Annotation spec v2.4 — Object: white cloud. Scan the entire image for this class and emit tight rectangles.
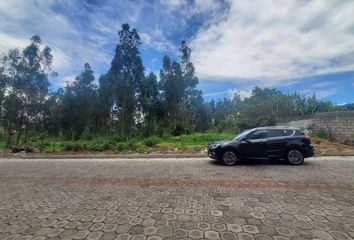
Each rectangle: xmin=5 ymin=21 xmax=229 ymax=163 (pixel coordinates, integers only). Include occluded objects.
xmin=58 ymin=75 xmax=76 ymax=87
xmin=300 ymin=88 xmax=338 ymax=99
xmin=140 ymin=30 xmax=177 ymax=53
xmin=190 ymin=0 xmax=354 ymax=86
xmin=0 ymin=33 xmax=28 ymax=52
xmin=312 ymin=81 xmax=335 ymax=88
xmin=203 ymin=91 xmax=228 ymax=97
xmin=228 ymin=89 xmax=252 ymax=100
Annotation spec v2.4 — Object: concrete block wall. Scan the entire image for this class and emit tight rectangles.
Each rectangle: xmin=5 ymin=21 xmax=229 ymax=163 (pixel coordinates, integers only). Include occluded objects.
xmin=279 ymin=111 xmax=354 ymax=145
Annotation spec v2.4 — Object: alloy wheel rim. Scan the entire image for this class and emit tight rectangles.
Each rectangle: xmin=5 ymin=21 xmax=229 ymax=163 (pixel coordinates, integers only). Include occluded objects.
xmin=288 ymin=150 xmax=303 ymax=164
xmin=223 ymin=151 xmax=237 ymax=165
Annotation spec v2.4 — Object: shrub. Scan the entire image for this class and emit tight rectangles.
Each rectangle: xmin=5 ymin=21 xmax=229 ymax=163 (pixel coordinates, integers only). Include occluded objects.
xmin=63 ymin=142 xmax=82 ymax=151
xmin=37 ymin=141 xmax=51 ymax=152
xmin=136 ymin=146 xmax=151 ymax=154
xmin=116 ymin=142 xmax=128 ymax=152
xmin=127 ymin=140 xmax=139 ymax=150
xmin=144 ymin=136 xmax=161 ymax=147
xmin=172 ymin=123 xmax=191 ymax=136
xmin=309 ymin=130 xmax=328 ymax=140
xmin=88 ymin=142 xmax=112 ymax=151
xmin=81 ymin=131 xmax=93 ymax=141
xmin=110 ymin=135 xmax=125 ymax=143
xmin=0 ymin=132 xmax=4 ymax=141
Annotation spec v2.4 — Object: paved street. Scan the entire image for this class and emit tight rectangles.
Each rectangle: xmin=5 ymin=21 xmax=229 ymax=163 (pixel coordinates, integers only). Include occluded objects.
xmin=0 ymin=156 xmax=354 ymax=240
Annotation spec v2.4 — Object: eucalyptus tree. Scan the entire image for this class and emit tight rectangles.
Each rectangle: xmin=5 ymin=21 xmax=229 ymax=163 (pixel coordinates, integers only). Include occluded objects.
xmin=1 ymin=35 xmax=54 ymax=146
xmin=139 ymin=72 xmax=159 ymax=136
xmin=61 ymin=63 xmax=97 ymax=140
xmin=102 ymin=23 xmax=144 ymax=138
xmin=159 ymin=56 xmax=184 ymax=131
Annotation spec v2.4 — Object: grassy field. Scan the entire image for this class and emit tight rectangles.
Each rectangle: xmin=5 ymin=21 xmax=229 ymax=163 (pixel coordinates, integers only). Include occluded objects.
xmin=0 ymin=132 xmax=235 ymax=153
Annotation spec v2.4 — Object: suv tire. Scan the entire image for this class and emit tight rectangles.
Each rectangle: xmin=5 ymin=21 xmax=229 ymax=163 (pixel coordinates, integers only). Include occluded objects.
xmin=222 ymin=150 xmax=238 ymax=166
xmin=286 ymin=149 xmax=304 ymax=165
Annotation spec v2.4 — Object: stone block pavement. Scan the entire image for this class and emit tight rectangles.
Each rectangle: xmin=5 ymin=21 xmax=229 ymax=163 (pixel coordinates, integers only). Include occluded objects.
xmin=0 ymin=156 xmax=354 ymax=239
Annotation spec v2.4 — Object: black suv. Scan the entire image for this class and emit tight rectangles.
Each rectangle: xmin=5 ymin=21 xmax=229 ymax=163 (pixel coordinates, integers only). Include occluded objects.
xmin=207 ymin=127 xmax=314 ymax=165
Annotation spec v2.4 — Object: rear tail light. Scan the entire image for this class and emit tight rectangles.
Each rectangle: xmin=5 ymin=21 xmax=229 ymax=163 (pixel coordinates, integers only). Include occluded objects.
xmin=304 ymin=135 xmax=311 ymax=141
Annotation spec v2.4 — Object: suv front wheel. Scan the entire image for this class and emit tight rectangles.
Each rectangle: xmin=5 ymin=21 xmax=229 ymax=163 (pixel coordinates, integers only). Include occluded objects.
xmin=222 ymin=150 xmax=238 ymax=166
xmin=286 ymin=149 xmax=304 ymax=165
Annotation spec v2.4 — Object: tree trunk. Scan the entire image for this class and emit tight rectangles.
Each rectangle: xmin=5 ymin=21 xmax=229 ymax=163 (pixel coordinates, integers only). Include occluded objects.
xmin=15 ymin=112 xmax=25 ymax=145
xmin=5 ymin=122 xmax=13 ymax=148
xmin=24 ymin=114 xmax=29 ymax=144
xmin=16 ymin=125 xmax=22 ymax=145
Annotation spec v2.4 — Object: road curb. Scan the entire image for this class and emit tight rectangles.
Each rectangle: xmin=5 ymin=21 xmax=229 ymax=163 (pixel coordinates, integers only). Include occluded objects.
xmin=0 ymin=153 xmax=207 ymax=159
xmin=1 ymin=152 xmax=354 ymax=160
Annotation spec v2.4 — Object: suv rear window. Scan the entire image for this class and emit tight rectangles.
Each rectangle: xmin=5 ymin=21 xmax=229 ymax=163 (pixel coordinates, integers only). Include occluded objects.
xmin=294 ymin=130 xmax=305 ymax=136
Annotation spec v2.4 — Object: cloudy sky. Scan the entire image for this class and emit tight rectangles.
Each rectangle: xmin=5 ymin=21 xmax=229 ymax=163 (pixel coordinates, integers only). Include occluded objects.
xmin=1 ymin=0 xmax=354 ymax=103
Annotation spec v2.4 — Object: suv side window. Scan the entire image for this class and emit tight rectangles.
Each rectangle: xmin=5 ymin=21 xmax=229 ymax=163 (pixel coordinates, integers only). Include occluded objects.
xmin=269 ymin=129 xmax=295 ymax=138
xmin=268 ymin=129 xmax=284 ymax=138
xmin=283 ymin=129 xmax=295 ymax=136
xmin=246 ymin=130 xmax=268 ymax=140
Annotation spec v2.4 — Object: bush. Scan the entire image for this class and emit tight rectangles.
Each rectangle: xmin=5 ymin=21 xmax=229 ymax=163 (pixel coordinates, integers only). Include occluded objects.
xmin=0 ymin=132 xmax=5 ymax=141
xmin=62 ymin=142 xmax=82 ymax=151
xmin=110 ymin=135 xmax=125 ymax=143
xmin=172 ymin=123 xmax=191 ymax=136
xmin=115 ymin=142 xmax=127 ymax=152
xmin=127 ymin=140 xmax=139 ymax=150
xmin=81 ymin=131 xmax=93 ymax=141
xmin=309 ymin=130 xmax=328 ymax=140
xmin=115 ymin=140 xmax=140 ymax=152
xmin=87 ymin=142 xmax=112 ymax=151
xmin=136 ymin=146 xmax=151 ymax=154
xmin=144 ymin=136 xmax=161 ymax=147
xmin=37 ymin=141 xmax=51 ymax=152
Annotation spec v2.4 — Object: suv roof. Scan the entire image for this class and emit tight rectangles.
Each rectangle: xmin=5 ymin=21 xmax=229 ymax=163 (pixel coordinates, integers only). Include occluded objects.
xmin=251 ymin=126 xmax=300 ymax=131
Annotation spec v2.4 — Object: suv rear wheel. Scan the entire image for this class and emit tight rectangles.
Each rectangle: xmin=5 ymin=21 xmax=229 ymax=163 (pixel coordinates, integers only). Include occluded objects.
xmin=286 ymin=149 xmax=304 ymax=165
xmin=222 ymin=150 xmax=238 ymax=166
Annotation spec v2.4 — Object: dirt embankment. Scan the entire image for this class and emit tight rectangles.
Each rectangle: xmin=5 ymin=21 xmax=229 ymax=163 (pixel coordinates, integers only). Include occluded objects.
xmin=311 ymin=137 xmax=354 ymax=156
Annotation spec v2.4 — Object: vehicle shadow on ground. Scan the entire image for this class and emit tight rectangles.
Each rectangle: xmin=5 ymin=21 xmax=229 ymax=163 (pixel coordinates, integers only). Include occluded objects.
xmin=208 ymin=158 xmax=312 ymax=166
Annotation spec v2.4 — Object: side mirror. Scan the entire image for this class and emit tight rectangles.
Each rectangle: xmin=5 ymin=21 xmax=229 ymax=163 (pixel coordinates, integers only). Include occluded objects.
xmin=241 ymin=137 xmax=250 ymax=143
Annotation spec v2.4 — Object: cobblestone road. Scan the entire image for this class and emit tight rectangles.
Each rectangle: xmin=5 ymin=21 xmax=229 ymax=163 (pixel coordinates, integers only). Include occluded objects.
xmin=0 ymin=156 xmax=354 ymax=240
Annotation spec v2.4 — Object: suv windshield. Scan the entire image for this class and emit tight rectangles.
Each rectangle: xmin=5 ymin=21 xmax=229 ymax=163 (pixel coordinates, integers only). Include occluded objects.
xmin=233 ymin=129 xmax=253 ymax=141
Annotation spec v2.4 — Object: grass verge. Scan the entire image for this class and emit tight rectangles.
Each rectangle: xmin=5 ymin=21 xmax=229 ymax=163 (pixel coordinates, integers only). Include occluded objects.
xmin=1 ymin=132 xmax=235 ymax=153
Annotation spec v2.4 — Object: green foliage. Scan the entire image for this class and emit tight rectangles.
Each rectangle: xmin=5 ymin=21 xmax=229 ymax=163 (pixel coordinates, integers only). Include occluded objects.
xmin=144 ymin=136 xmax=161 ymax=147
xmin=1 ymin=35 xmax=54 ymax=147
xmin=115 ymin=140 xmax=140 ymax=152
xmin=0 ymin=141 xmax=5 ymax=150
xmin=101 ymin=23 xmax=144 ymax=138
xmin=62 ymin=142 xmax=82 ymax=152
xmin=160 ymin=132 xmax=234 ymax=147
xmin=216 ymin=116 xmax=239 ymax=133
xmin=115 ymin=142 xmax=127 ymax=152
xmin=136 ymin=146 xmax=151 ymax=154
xmin=309 ymin=130 xmax=328 ymax=140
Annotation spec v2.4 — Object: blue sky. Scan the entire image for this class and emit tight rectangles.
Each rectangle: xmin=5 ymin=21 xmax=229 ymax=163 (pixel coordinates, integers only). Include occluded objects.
xmin=1 ymin=0 xmax=354 ymax=104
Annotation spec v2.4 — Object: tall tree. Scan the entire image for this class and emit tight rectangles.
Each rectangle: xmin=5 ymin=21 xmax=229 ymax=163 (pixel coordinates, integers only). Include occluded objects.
xmin=159 ymin=56 xmax=184 ymax=132
xmin=103 ymin=23 xmax=144 ymax=138
xmin=1 ymin=35 xmax=54 ymax=147
xmin=61 ymin=63 xmax=97 ymax=140
xmin=179 ymin=41 xmax=201 ymax=133
xmin=180 ymin=41 xmax=198 ymax=90
xmin=139 ymin=72 xmax=159 ymax=136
